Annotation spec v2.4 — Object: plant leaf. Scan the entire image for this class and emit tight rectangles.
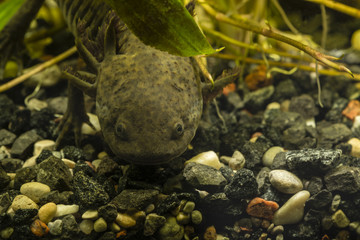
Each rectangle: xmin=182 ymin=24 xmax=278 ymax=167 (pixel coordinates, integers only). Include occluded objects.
xmin=0 ymin=0 xmax=25 ymax=31
xmin=104 ymin=0 xmax=217 ymax=57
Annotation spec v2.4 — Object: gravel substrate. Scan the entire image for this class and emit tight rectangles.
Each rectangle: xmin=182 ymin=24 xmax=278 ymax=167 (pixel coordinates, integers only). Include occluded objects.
xmin=1 ymin=52 xmax=360 ymax=240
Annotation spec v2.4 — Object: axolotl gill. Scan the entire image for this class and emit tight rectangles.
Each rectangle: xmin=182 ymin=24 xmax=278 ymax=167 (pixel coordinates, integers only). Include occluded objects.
xmin=1 ymin=0 xmax=231 ymax=165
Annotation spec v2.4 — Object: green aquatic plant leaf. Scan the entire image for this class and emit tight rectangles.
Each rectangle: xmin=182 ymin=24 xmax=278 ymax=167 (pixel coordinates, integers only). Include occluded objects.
xmin=104 ymin=0 xmax=217 ymax=57
xmin=0 ymin=0 xmax=25 ymax=31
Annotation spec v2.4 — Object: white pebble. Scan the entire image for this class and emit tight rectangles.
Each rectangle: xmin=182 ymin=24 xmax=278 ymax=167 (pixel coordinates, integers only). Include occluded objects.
xmin=27 ymin=98 xmax=48 ymax=111
xmin=22 ymin=156 xmax=37 ymax=168
xmin=38 ymin=202 xmax=57 ymax=223
xmin=230 ymin=151 xmax=245 ymax=170
xmin=82 ymin=113 xmax=101 ymax=135
xmin=80 ymin=220 xmax=94 ymax=234
xmin=273 ymin=190 xmax=310 ymax=225
xmin=33 ymin=139 xmax=56 ymax=156
xmin=269 ymin=170 xmax=303 ymax=194
xmin=11 ymin=195 xmax=39 ymax=211
xmin=262 ymin=147 xmax=284 ymax=167
xmin=266 ymin=102 xmax=281 ymax=110
xmin=62 ymin=158 xmax=76 ymax=169
xmin=348 ymin=138 xmax=360 ymax=158
xmin=55 ymin=204 xmax=79 ymax=217
xmin=185 ymin=151 xmax=222 ymax=170
xmin=305 ymin=118 xmax=316 ymax=128
xmin=82 ymin=209 xmax=99 ymax=220
xmin=20 ymin=182 xmax=51 ymax=203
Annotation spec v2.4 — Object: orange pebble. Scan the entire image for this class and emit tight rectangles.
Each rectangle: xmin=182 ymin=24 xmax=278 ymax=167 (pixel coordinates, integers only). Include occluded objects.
xmin=30 ymin=219 xmax=49 ymax=237
xmin=222 ymin=83 xmax=236 ymax=96
xmin=116 ymin=230 xmax=127 ymax=238
xmin=203 ymin=225 xmax=217 ymax=240
xmin=246 ymin=197 xmax=279 ymax=220
xmin=342 ymin=100 xmax=360 ymax=121
xmin=245 ymin=65 xmax=272 ymax=91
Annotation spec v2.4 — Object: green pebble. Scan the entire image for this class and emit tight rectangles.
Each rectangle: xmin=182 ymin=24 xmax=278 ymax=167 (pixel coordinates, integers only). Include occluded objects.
xmin=183 ymin=201 xmax=195 ymax=213
xmin=157 ymin=216 xmax=184 ymax=240
xmin=176 ymin=212 xmax=190 ymax=225
xmin=94 ymin=217 xmax=107 ymax=232
xmin=332 ymin=210 xmax=350 ymax=228
xmin=0 ymin=227 xmax=14 ymax=239
xmin=191 ymin=210 xmax=202 ymax=225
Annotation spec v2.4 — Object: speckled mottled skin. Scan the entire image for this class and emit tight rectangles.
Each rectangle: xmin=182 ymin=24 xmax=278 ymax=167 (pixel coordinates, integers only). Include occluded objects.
xmin=97 ymin=38 xmax=202 ymax=164
xmin=57 ymin=0 xmax=203 ymax=164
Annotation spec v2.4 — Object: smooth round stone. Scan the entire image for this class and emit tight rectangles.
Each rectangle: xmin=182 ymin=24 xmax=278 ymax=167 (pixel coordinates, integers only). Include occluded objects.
xmin=110 ymin=222 xmax=121 ymax=232
xmin=273 ymin=190 xmax=310 ymax=225
xmin=269 ymin=170 xmax=303 ymax=194
xmin=183 ymin=201 xmax=195 ymax=214
xmin=158 ymin=216 xmax=184 ymax=240
xmin=191 ymin=210 xmax=202 ymax=225
xmin=55 ymin=204 xmax=79 ymax=217
xmin=348 ymin=138 xmax=360 ymax=158
xmin=145 ymin=204 xmax=155 ymax=214
xmin=94 ymin=217 xmax=107 ymax=232
xmin=48 ymin=219 xmax=62 ymax=236
xmin=82 ymin=209 xmax=99 ymax=220
xmin=185 ymin=151 xmax=221 ymax=170
xmin=0 ymin=227 xmax=14 ymax=239
xmin=262 ymin=147 xmax=284 ymax=167
xmin=332 ymin=210 xmax=350 ymax=228
xmin=27 ymin=98 xmax=48 ymax=111
xmin=33 ymin=140 xmax=56 ymax=156
xmin=176 ymin=212 xmax=190 ymax=225
xmin=82 ymin=113 xmax=101 ymax=135
xmin=116 ymin=213 xmax=136 ymax=228
xmin=62 ymin=159 xmax=76 ymax=169
xmin=20 ymin=182 xmax=51 ymax=203
xmin=266 ymin=102 xmax=281 ymax=110
xmin=11 ymin=195 xmax=39 ymax=211
xmin=39 ymin=202 xmax=57 ymax=223
xmin=80 ymin=219 xmax=94 ymax=234
xmin=22 ymin=155 xmax=37 ymax=168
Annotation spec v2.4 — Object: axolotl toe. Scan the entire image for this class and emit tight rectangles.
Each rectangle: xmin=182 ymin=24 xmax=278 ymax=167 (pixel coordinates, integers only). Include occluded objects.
xmin=96 ymin=48 xmax=202 ymax=165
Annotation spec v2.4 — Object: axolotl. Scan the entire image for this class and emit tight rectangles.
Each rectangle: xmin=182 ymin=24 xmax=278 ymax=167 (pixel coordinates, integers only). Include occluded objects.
xmin=0 ymin=0 xmax=232 ymax=165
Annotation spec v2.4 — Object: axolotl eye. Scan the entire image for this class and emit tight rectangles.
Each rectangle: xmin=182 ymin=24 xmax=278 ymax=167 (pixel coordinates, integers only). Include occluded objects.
xmin=172 ymin=122 xmax=184 ymax=139
xmin=115 ymin=121 xmax=128 ymax=140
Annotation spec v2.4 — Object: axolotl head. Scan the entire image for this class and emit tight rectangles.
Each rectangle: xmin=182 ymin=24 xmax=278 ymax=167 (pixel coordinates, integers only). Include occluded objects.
xmin=96 ymin=51 xmax=203 ymax=165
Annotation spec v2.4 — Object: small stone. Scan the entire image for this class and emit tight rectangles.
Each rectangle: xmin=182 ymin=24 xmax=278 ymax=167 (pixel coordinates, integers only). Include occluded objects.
xmin=183 ymin=201 xmax=195 ymax=213
xmin=185 ymin=151 xmax=222 ymax=170
xmin=289 ymin=94 xmax=318 ymax=119
xmin=176 ymin=212 xmax=190 ymax=225
xmin=324 ymin=166 xmax=360 ymax=194
xmin=81 ymin=113 xmax=101 ymax=135
xmin=20 ymin=182 xmax=51 ymax=203
xmin=224 ymin=168 xmax=258 ymax=200
xmin=98 ymin=204 xmax=118 ymax=223
xmin=48 ymin=219 xmax=62 ymax=236
xmin=145 ymin=204 xmax=155 ymax=214
xmin=306 ymin=189 xmax=333 ymax=210
xmin=157 ymin=216 xmax=184 ymax=240
xmin=22 ymin=156 xmax=37 ymax=168
xmin=0 ymin=165 xmax=10 ymax=190
xmin=203 ymin=225 xmax=217 ymax=240
xmin=72 ymin=170 xmax=110 ymax=209
xmin=0 ymin=158 xmax=23 ymax=172
xmin=54 ymin=204 xmax=79 ymax=217
xmin=229 ymin=150 xmax=246 ymax=170
xmin=0 ymin=129 xmax=16 ymax=146
xmin=48 ymin=96 xmax=67 ymax=114
xmin=262 ymin=147 xmax=284 ymax=167
xmin=11 ymin=195 xmax=39 ymax=211
xmin=246 ymin=197 xmax=279 ymax=220
xmin=332 ymin=210 xmax=350 ymax=228
xmin=348 ymin=138 xmax=360 ymax=158
xmin=79 ymin=219 xmax=94 ymax=235
xmin=38 ymin=202 xmax=57 ymax=224
xmin=144 ymin=213 xmax=166 ymax=236
xmin=30 ymin=219 xmax=49 ymax=237
xmin=183 ymin=162 xmax=227 ymax=192
xmin=111 ymin=189 xmax=159 ymax=211
xmin=0 ymin=192 xmax=11 ymax=215
xmin=62 ymin=158 xmax=76 ymax=169
xmin=271 ymin=225 xmax=284 ymax=235
xmin=116 ymin=213 xmax=136 ymax=228
xmin=317 ymin=123 xmax=352 ymax=147
xmin=82 ymin=209 xmax=99 ymax=220
xmin=342 ymin=99 xmax=360 ymax=121
xmin=36 ymin=156 xmax=72 ymax=191
xmin=273 ymin=190 xmax=310 ymax=225
xmin=60 ymin=214 xmax=80 ymax=237
xmin=0 ymin=227 xmax=14 ymax=239
xmin=33 ymin=140 xmax=56 ymax=157
xmin=330 ymin=194 xmax=341 ymax=212
xmin=269 ymin=170 xmax=303 ymax=194
xmin=13 ymin=167 xmax=37 ymax=189
xmin=191 ymin=210 xmax=202 ymax=225
xmin=27 ymin=98 xmax=48 ymax=111
xmin=11 ymin=130 xmax=42 ymax=158
xmin=94 ymin=217 xmax=107 ymax=232
xmin=110 ymin=222 xmax=121 ymax=232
